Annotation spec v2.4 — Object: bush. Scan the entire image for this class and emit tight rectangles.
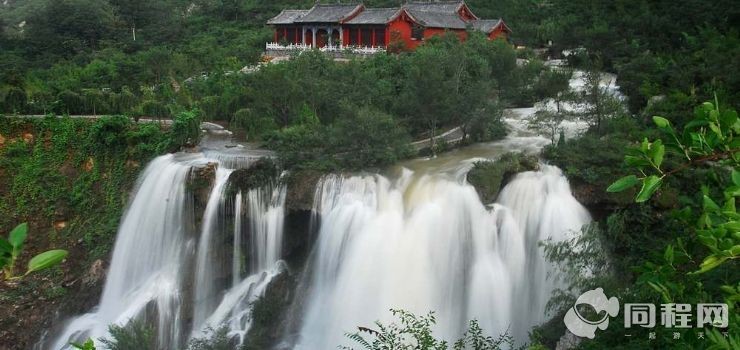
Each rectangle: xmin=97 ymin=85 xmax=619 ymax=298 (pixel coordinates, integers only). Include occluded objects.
xmin=99 ymin=320 xmax=154 ymax=350
xmin=342 ymin=309 xmax=513 ymax=350
xmin=187 ymin=327 xmax=234 ymax=350
xmin=466 ymin=152 xmax=539 ymax=203
xmin=56 ymin=90 xmax=83 ymax=115
xmin=3 ymin=87 xmax=27 ymax=114
xmin=168 ymin=109 xmax=202 ymax=150
xmin=232 ymin=108 xmax=276 ymax=140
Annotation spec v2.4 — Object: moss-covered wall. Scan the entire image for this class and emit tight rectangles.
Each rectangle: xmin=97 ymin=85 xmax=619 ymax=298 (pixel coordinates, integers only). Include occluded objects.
xmin=0 ymin=116 xmax=169 ymax=348
xmin=466 ymin=152 xmax=540 ymax=204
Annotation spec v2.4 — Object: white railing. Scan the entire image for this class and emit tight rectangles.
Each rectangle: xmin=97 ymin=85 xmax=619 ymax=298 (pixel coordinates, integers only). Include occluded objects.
xmin=265 ymin=42 xmax=386 ymax=55
xmin=266 ymin=42 xmax=311 ymax=51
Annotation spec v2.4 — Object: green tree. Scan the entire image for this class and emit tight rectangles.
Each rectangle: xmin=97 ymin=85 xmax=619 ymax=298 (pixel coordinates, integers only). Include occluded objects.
xmin=82 ymin=89 xmax=105 ymax=116
xmin=140 ymin=100 xmax=170 ymax=122
xmin=3 ymin=87 xmax=27 ymax=114
xmin=168 ymin=109 xmax=202 ymax=150
xmin=606 ymin=100 xmax=739 ymax=348
xmin=232 ymin=108 xmax=276 ymax=140
xmin=25 ymin=0 xmax=115 ymax=57
xmin=57 ymin=90 xmax=82 ymax=115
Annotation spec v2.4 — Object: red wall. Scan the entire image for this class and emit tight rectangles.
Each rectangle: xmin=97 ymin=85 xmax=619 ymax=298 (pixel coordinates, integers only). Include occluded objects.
xmin=423 ymin=28 xmax=467 ymax=41
xmin=387 ymin=13 xmax=417 ymax=50
xmin=488 ymin=25 xmax=510 ymax=41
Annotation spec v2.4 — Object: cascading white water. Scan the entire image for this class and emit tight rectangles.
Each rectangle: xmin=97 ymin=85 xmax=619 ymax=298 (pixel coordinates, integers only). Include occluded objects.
xmin=46 ymin=154 xmax=198 ymax=350
xmin=45 ymin=148 xmax=288 ymax=349
xmin=193 ymin=183 xmax=287 ymax=345
xmin=192 ymin=167 xmax=235 ymax=332
xmin=295 ymin=164 xmax=590 ymax=349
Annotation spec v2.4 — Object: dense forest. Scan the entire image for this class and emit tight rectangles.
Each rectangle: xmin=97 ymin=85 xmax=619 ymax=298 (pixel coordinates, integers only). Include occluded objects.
xmin=0 ymin=0 xmax=738 ymax=349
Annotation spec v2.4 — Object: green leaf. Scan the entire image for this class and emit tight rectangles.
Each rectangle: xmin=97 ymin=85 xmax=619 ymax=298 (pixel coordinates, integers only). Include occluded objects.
xmin=683 ymin=119 xmax=709 ymax=130
xmin=732 ymin=169 xmax=740 ymax=186
xmin=635 ymin=175 xmax=662 ymax=203
xmin=653 ymin=116 xmax=670 ymax=128
xmin=650 ymin=139 xmax=665 ymax=168
xmin=607 ymin=175 xmax=640 ymax=192
xmin=8 ymin=223 xmax=28 ymax=249
xmin=696 ymin=255 xmax=728 ymax=273
xmin=624 ymin=155 xmax=651 ymax=167
xmin=703 ymin=195 xmax=721 ymax=213
xmin=0 ymin=238 xmax=11 ymax=255
xmin=26 ymin=249 xmax=68 ymax=274
xmin=709 ymin=122 xmax=723 ymax=140
xmin=664 ymin=244 xmax=674 ymax=264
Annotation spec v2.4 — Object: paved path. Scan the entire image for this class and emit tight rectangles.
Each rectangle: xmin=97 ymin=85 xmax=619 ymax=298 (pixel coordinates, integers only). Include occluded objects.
xmin=410 ymin=126 xmax=464 ymax=151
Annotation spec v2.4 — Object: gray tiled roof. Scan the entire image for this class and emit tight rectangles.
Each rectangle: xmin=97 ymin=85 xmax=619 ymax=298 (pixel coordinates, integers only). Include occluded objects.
xmin=294 ymin=4 xmax=363 ymax=23
xmin=407 ymin=9 xmax=467 ymax=29
xmin=470 ymin=19 xmax=502 ymax=33
xmin=346 ymin=8 xmax=400 ymax=24
xmin=405 ymin=1 xmax=464 ymax=14
xmin=266 ymin=10 xmax=309 ymax=25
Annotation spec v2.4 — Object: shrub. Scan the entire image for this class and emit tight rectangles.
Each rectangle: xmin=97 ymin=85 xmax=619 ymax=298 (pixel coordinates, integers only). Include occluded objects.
xmin=99 ymin=320 xmax=155 ymax=350
xmin=168 ymin=109 xmax=202 ymax=150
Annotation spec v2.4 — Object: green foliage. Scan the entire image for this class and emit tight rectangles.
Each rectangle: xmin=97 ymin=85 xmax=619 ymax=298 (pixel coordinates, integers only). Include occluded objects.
xmin=3 ymin=87 xmax=27 ymax=114
xmin=187 ymin=327 xmax=234 ymax=350
xmin=267 ymin=107 xmax=412 ymax=171
xmin=140 ymin=100 xmax=172 ymax=122
xmin=608 ymin=100 xmax=739 ymax=272
xmin=341 ymin=309 xmax=512 ymax=350
xmin=467 ymin=153 xmax=540 ymax=203
xmin=99 ymin=320 xmax=155 ymax=350
xmin=70 ymin=339 xmax=96 ymax=350
xmin=1 ymin=223 xmax=68 ymax=280
xmin=168 ymin=109 xmax=203 ymax=151
xmin=232 ymin=108 xmax=276 ymax=140
xmin=0 ymin=117 xmax=168 ymax=263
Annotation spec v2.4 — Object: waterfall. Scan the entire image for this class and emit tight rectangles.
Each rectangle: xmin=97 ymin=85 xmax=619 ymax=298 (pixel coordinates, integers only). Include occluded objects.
xmin=192 ymin=167 xmax=235 ymax=332
xmin=46 ymin=154 xmax=197 ymax=350
xmin=193 ymin=183 xmax=287 ymax=345
xmin=295 ymin=165 xmax=590 ymax=348
xmin=44 ymin=152 xmax=288 ymax=350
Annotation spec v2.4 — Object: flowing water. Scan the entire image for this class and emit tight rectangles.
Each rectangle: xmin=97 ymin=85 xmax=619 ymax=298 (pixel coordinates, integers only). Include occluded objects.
xmin=42 ymin=130 xmax=287 ymax=350
xmin=295 ymin=160 xmax=590 ymax=349
xmin=42 ymin=70 xmax=607 ymax=349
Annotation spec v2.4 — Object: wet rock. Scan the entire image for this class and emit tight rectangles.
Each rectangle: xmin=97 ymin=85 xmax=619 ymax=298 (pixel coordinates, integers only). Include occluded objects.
xmin=125 ymin=160 xmax=141 ymax=169
xmin=22 ymin=132 xmax=34 ymax=143
xmin=467 ymin=152 xmax=540 ymax=204
xmin=228 ymin=158 xmax=280 ymax=196
xmin=83 ymin=157 xmax=95 ymax=172
xmin=285 ymin=169 xmax=322 ymax=211
xmin=555 ymin=330 xmax=581 ymax=350
xmin=82 ymin=259 xmax=107 ymax=287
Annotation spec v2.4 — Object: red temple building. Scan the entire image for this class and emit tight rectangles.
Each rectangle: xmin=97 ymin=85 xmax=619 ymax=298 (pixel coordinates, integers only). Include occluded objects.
xmin=266 ymin=1 xmax=511 ymax=54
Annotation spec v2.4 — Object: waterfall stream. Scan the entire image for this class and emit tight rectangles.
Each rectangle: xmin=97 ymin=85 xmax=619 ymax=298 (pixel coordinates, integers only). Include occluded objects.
xmin=294 ymin=165 xmax=590 ymax=349
xmin=42 ymin=70 xmax=609 ymax=349
xmin=43 ymin=145 xmax=288 ymax=349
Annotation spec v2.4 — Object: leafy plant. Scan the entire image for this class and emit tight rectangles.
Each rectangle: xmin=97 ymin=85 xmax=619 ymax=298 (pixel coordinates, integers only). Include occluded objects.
xmin=70 ymin=339 xmax=96 ymax=350
xmin=99 ymin=320 xmax=155 ymax=350
xmin=341 ymin=309 xmax=512 ymax=350
xmin=0 ymin=223 xmax=68 ymax=280
xmin=607 ymin=100 xmax=739 ymax=273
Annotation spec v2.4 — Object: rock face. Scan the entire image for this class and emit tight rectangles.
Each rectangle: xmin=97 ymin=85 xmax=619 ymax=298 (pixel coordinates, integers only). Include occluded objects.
xmin=466 ymin=152 xmax=540 ymax=204
xmin=285 ymin=170 xmax=322 ymax=211
xmin=555 ymin=330 xmax=582 ymax=350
